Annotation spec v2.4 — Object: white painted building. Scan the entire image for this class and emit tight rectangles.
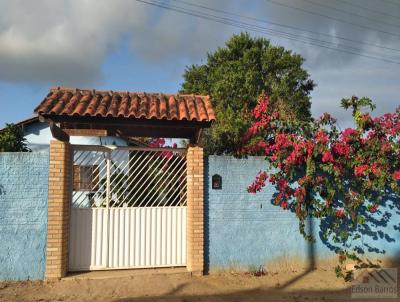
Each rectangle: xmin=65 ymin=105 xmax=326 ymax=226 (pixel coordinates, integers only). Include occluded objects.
xmin=2 ymin=115 xmax=139 ymax=151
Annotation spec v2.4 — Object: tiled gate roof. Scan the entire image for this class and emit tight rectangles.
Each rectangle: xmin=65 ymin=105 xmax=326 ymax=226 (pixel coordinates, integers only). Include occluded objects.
xmin=35 ymin=87 xmax=215 ymax=122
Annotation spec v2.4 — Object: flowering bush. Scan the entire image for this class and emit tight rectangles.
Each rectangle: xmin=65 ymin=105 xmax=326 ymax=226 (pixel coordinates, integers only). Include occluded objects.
xmin=242 ymin=94 xmax=400 ymax=276
xmin=148 ymin=138 xmax=178 ymax=159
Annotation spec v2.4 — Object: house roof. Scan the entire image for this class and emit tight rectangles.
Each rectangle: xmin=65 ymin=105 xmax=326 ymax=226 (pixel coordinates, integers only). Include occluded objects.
xmin=0 ymin=115 xmax=39 ymax=133
xmin=34 ymin=87 xmax=215 ymax=122
xmin=0 ymin=114 xmax=150 ymax=147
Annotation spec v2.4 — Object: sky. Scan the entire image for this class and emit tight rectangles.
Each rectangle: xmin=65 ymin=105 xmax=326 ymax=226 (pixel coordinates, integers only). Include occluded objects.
xmin=0 ymin=0 xmax=399 ymax=129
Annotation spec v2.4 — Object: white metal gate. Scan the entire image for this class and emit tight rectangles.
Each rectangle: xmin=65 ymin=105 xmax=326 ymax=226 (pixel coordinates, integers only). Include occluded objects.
xmin=69 ymin=145 xmax=187 ymax=271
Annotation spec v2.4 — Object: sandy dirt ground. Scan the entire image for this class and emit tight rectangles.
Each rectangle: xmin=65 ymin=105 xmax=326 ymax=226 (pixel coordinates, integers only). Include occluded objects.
xmin=0 ymin=268 xmax=398 ymax=302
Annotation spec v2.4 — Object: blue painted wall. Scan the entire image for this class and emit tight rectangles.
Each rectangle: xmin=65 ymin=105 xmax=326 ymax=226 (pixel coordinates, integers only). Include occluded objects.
xmin=206 ymin=156 xmax=400 ymax=270
xmin=0 ymin=153 xmax=397 ymax=279
xmin=0 ymin=152 xmax=49 ymax=280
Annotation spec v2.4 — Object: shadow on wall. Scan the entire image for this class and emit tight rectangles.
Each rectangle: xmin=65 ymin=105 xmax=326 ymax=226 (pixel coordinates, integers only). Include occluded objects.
xmin=278 ymin=189 xmax=400 ymax=259
xmin=204 ymin=156 xmax=210 ymax=274
xmin=316 ymin=192 xmax=400 ymax=257
xmin=204 ymin=156 xmax=400 ymax=274
xmin=204 ymin=156 xmax=322 ymax=274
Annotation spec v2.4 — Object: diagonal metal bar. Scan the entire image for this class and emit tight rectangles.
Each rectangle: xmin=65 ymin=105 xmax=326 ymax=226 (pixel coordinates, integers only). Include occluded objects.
xmin=168 ymin=175 xmax=188 ymax=207
xmin=74 ymin=149 xmax=95 ymax=167
xmin=109 ymin=149 xmax=130 ymax=173
xmin=73 ymin=149 xmax=95 ymax=165
xmin=72 ymin=147 xmax=188 ymax=209
xmin=110 ymin=151 xmax=167 ymax=207
xmin=156 ymin=159 xmax=186 ymax=204
xmin=144 ymin=158 xmax=186 ymax=207
xmin=73 ymin=151 xmax=110 ymax=208
xmin=72 ymin=151 xmax=106 ymax=207
xmin=113 ymin=152 xmax=171 ymax=207
xmin=112 ymin=152 xmax=172 ymax=207
xmin=135 ymin=154 xmax=183 ymax=207
xmin=106 ymin=150 xmax=147 ymax=192
xmin=74 ymin=150 xmax=108 ymax=192
xmin=141 ymin=155 xmax=186 ymax=207
xmin=72 ymin=149 xmax=112 ymax=208
xmin=159 ymin=166 xmax=187 ymax=207
xmin=121 ymin=153 xmax=178 ymax=207
xmin=152 ymin=162 xmax=187 ymax=207
xmin=74 ymin=152 xmax=103 ymax=207
xmin=107 ymin=151 xmax=160 ymax=206
xmin=162 ymin=175 xmax=187 ymax=207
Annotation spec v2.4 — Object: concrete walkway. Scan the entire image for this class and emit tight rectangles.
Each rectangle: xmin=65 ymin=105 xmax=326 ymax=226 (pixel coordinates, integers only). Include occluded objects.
xmin=64 ymin=267 xmax=190 ymax=280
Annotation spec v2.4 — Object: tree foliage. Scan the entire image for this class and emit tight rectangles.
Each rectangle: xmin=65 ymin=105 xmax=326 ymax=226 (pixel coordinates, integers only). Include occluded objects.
xmin=181 ymin=32 xmax=315 ymax=155
xmin=243 ymin=94 xmax=400 ymax=278
xmin=0 ymin=123 xmax=30 ymax=152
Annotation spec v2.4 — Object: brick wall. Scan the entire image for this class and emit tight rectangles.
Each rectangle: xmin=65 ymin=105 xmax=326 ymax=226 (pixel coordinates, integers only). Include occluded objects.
xmin=0 ymin=152 xmax=48 ymax=280
xmin=45 ymin=140 xmax=72 ymax=279
xmin=186 ymin=146 xmax=204 ymax=274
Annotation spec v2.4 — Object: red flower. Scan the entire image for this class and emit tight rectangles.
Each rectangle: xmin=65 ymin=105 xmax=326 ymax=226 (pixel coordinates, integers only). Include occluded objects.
xmin=315 ymin=130 xmax=329 ymax=144
xmin=354 ymin=164 xmax=369 ymax=177
xmin=370 ymin=163 xmax=380 ymax=175
xmin=394 ymin=170 xmax=400 ymax=181
xmin=277 ymin=178 xmax=288 ymax=191
xmin=332 ymin=142 xmax=350 ymax=157
xmin=298 ymin=176 xmax=310 ymax=186
xmin=322 ymin=150 xmax=334 ymax=163
xmin=247 ymin=171 xmax=268 ymax=193
xmin=368 ymin=204 xmax=379 ymax=213
xmin=335 ymin=209 xmax=345 ymax=218
xmin=149 ymin=138 xmax=165 ymax=148
xmin=341 ymin=128 xmax=358 ymax=143
xmin=306 ymin=141 xmax=315 ymax=157
xmin=281 ymin=201 xmax=288 ymax=209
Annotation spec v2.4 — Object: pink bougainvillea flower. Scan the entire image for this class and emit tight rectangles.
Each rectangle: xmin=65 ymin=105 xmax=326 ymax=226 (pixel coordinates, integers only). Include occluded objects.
xmin=335 ymin=209 xmax=345 ymax=218
xmin=341 ymin=128 xmax=358 ymax=143
xmin=277 ymin=178 xmax=288 ymax=191
xmin=315 ymin=129 xmax=329 ymax=144
xmin=322 ymin=150 xmax=334 ymax=163
xmin=247 ymin=171 xmax=268 ymax=193
xmin=332 ymin=142 xmax=350 ymax=157
xmin=243 ymin=93 xmax=399 ymax=278
xmin=149 ymin=138 xmax=166 ymax=148
xmin=368 ymin=204 xmax=379 ymax=213
xmin=354 ymin=164 xmax=369 ymax=177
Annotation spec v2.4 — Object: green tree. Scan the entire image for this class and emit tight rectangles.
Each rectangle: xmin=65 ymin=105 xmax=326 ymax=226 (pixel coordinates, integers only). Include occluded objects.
xmin=181 ymin=32 xmax=315 ymax=155
xmin=0 ymin=123 xmax=30 ymax=152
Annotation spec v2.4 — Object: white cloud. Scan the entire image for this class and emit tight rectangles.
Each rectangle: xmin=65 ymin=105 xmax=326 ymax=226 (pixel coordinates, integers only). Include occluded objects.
xmin=0 ymin=0 xmax=399 ymax=125
xmin=0 ymin=0 xmax=148 ymax=84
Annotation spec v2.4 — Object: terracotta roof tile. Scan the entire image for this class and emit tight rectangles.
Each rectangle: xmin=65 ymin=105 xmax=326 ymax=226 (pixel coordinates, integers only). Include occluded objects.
xmin=35 ymin=87 xmax=216 ymax=123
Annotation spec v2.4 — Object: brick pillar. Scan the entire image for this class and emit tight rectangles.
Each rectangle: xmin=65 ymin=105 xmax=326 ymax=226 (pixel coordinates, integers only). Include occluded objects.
xmin=46 ymin=140 xmax=72 ymax=279
xmin=186 ymin=145 xmax=204 ymax=274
